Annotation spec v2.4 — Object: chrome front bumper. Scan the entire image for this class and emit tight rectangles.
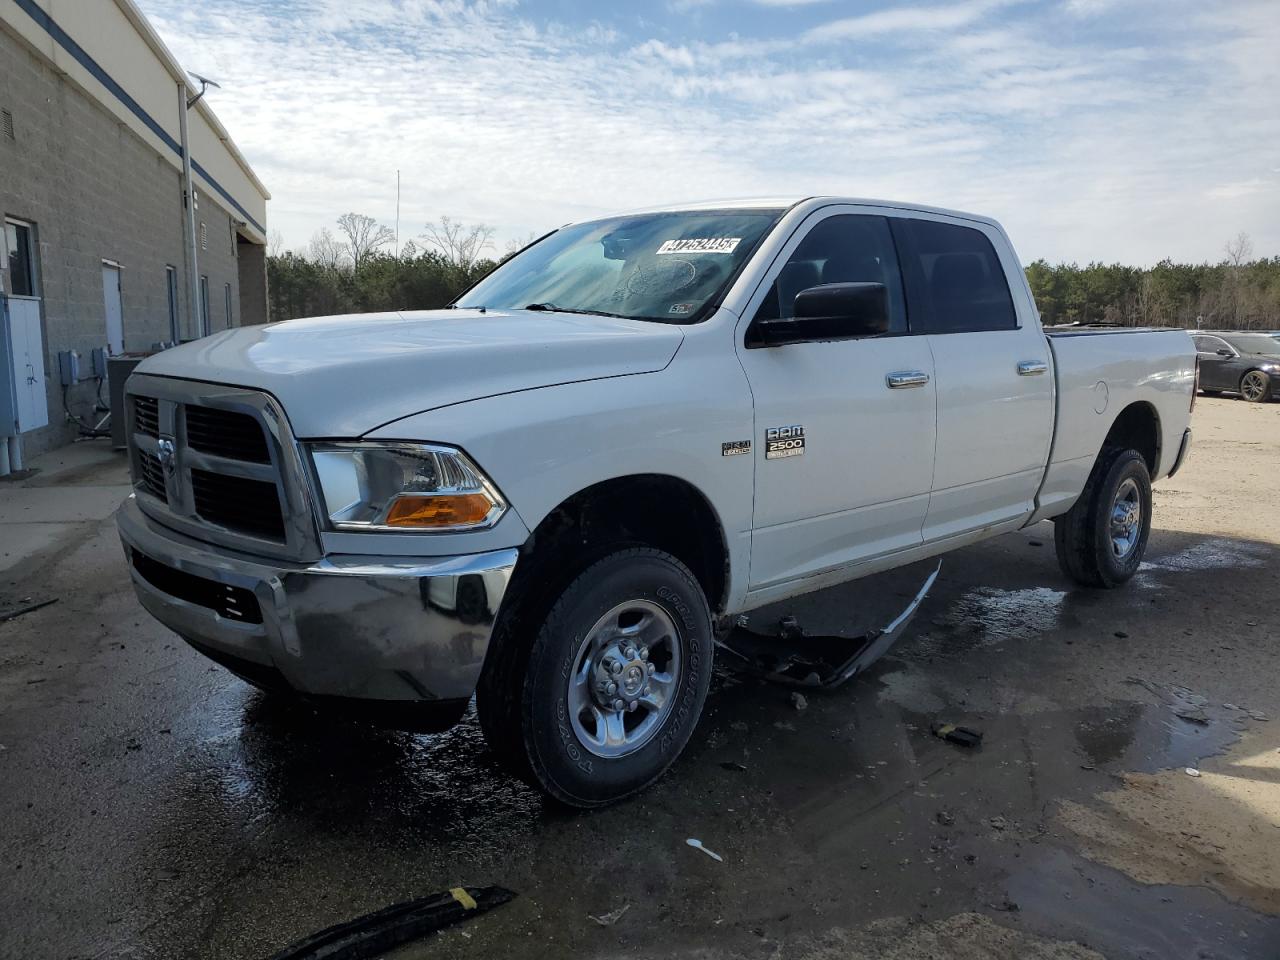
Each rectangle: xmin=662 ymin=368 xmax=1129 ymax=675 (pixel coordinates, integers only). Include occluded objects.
xmin=117 ymin=496 xmax=518 ymax=727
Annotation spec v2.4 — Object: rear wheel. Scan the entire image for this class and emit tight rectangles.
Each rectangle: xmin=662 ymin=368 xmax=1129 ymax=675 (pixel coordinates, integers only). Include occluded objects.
xmin=478 ymin=547 xmax=712 ymax=807
xmin=1055 ymin=448 xmax=1152 ymax=588
xmin=1240 ymin=370 xmax=1271 ymax=403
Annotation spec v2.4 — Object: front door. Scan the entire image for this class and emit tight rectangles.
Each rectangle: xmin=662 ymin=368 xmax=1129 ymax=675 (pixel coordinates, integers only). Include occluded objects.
xmin=891 ymin=216 xmax=1054 ymax=541
xmin=736 ymin=210 xmax=937 ymax=590
xmin=102 ymin=262 xmax=124 ymax=355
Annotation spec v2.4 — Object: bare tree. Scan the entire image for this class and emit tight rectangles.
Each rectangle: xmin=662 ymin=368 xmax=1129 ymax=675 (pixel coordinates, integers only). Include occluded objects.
xmin=422 ymin=216 xmax=495 ymax=269
xmin=336 ymin=212 xmax=395 ymax=270
xmin=503 ymin=231 xmax=540 ymax=260
xmin=309 ymin=228 xmax=349 ymax=270
xmin=1223 ymin=232 xmax=1255 ymax=327
xmin=267 ymin=228 xmax=285 ymax=257
xmin=1225 ymin=231 xmax=1254 ymax=267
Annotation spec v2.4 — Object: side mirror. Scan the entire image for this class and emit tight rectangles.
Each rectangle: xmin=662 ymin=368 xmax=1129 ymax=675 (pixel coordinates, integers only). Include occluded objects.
xmin=751 ymin=282 xmax=889 ymax=347
xmin=1217 ymin=348 xmax=1233 ymax=357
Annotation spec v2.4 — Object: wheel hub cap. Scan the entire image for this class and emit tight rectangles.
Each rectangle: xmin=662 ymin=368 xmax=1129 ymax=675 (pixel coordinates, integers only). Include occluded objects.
xmin=1110 ymin=477 xmax=1142 ymax=559
xmin=567 ymin=599 xmax=682 ymax=759
xmin=590 ymin=640 xmax=653 ymax=709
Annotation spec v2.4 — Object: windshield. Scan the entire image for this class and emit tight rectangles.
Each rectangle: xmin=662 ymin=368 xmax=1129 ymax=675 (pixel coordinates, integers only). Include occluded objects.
xmin=1224 ymin=334 xmax=1280 ymax=356
xmin=457 ymin=209 xmax=784 ymax=323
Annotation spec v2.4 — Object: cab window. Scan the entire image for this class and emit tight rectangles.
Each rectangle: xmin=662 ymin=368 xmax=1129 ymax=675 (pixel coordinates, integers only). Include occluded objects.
xmin=894 ymin=218 xmax=1017 ymax=333
xmin=753 ymin=215 xmax=907 ymax=333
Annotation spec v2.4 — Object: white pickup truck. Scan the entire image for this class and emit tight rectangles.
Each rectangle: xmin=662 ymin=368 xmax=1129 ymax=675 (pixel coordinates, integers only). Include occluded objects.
xmin=117 ymin=197 xmax=1196 ymax=806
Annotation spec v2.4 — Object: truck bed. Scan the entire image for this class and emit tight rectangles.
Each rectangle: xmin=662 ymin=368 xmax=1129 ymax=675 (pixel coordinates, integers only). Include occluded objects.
xmin=1030 ymin=327 xmax=1196 ymax=523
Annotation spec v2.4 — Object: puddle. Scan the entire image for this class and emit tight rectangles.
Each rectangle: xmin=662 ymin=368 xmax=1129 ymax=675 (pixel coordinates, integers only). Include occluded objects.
xmin=184 ymin=690 xmax=544 ymax=855
xmin=1141 ymin=537 xmax=1270 ymax=572
xmin=1007 ymin=847 xmax=1280 ymax=960
xmin=1071 ymin=698 xmax=1244 ymax=772
xmin=914 ymin=585 xmax=1072 ymax=655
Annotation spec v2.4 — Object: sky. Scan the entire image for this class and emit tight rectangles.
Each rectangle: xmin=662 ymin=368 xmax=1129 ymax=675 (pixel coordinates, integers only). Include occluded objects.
xmin=136 ymin=0 xmax=1280 ymax=266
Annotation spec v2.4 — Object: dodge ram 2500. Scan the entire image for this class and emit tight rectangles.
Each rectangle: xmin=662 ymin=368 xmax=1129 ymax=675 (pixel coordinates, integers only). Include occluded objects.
xmin=117 ymin=197 xmax=1196 ymax=806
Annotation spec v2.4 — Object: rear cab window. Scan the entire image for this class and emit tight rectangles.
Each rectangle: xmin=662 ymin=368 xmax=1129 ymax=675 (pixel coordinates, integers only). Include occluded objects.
xmin=892 ymin=218 xmax=1017 ymax=334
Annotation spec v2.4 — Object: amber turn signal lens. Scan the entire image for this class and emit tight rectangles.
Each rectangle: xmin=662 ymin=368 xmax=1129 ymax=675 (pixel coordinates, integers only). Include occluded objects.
xmin=384 ymin=493 xmax=494 ymax=527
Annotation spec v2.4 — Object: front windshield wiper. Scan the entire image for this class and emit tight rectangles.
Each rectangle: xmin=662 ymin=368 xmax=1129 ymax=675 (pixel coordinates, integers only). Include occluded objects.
xmin=521 ymin=304 xmax=641 ymax=321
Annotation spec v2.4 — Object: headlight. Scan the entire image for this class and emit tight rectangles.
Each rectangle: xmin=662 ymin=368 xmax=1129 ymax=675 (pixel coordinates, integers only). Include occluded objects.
xmin=307 ymin=442 xmax=506 ymax=531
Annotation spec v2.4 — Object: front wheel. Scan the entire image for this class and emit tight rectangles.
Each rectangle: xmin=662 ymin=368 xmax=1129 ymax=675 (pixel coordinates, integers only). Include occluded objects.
xmin=1240 ymin=370 xmax=1271 ymax=403
xmin=480 ymin=548 xmax=713 ymax=807
xmin=1054 ymin=448 xmax=1152 ymax=588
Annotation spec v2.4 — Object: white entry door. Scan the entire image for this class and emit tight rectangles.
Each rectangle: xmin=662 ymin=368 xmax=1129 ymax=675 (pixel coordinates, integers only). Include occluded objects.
xmin=737 ymin=210 xmax=938 ymax=590
xmin=102 ymin=262 xmax=124 ymax=354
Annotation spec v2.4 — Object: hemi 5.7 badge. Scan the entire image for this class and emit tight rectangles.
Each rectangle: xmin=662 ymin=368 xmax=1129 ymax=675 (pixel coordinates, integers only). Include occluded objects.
xmin=722 ymin=440 xmax=752 ymax=457
xmin=765 ymin=425 xmax=805 ymax=459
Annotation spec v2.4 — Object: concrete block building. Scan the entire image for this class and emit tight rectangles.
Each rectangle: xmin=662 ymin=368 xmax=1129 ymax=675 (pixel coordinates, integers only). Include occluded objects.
xmin=0 ymin=0 xmax=269 ymax=462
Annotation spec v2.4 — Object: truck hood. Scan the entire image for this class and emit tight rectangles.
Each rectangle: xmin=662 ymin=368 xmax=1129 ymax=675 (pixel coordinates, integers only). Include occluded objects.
xmin=134 ymin=308 xmax=684 ymax=437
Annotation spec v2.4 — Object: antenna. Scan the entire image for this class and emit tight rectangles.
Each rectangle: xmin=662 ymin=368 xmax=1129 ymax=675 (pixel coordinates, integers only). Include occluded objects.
xmin=186 ymin=72 xmax=221 ymax=109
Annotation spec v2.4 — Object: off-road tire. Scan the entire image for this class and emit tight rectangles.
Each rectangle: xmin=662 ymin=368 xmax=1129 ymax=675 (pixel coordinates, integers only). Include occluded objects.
xmin=477 ymin=548 xmax=712 ymax=807
xmin=1054 ymin=447 xmax=1152 ymax=588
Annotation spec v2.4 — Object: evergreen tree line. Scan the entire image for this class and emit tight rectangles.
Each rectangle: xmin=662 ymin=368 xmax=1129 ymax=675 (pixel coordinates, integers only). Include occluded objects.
xmin=267 ymin=215 xmax=1280 ymax=331
xmin=1026 ymin=253 xmax=1280 ymax=329
xmin=267 ymin=247 xmax=496 ymax=322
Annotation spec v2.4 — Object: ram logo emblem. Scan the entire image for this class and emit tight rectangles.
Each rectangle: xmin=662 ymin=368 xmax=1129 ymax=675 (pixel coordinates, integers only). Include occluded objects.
xmin=765 ymin=425 xmax=805 ymax=460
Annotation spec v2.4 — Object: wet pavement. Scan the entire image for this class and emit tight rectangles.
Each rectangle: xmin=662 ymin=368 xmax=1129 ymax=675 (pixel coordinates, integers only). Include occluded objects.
xmin=3 ymin=398 xmax=1280 ymax=959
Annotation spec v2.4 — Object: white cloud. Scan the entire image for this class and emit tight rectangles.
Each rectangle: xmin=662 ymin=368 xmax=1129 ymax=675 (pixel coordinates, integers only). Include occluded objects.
xmin=1207 ymin=178 xmax=1273 ymax=200
xmin=1062 ymin=0 xmax=1118 ymax=15
xmin=666 ymin=0 xmax=716 ymax=13
xmin=136 ymin=0 xmax=1280 ymax=265
xmin=803 ymin=0 xmax=1022 ymax=42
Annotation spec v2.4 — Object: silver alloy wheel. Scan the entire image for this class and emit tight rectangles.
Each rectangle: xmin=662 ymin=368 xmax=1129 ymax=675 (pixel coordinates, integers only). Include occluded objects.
xmin=1241 ymin=371 xmax=1268 ymax=402
xmin=566 ymin=599 xmax=682 ymax=759
xmin=1110 ymin=476 xmax=1142 ymax=559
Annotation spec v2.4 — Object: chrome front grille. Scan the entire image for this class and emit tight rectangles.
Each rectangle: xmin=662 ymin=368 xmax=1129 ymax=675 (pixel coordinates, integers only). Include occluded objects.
xmin=124 ymin=375 xmax=320 ymax=561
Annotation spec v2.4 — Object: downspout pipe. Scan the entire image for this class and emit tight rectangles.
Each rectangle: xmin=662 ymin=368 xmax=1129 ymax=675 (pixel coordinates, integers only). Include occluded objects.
xmin=178 ymin=82 xmax=201 ymax=339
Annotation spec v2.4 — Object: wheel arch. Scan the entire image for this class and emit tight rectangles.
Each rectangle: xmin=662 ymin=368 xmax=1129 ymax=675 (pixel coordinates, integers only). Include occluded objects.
xmin=1101 ymin=401 xmax=1162 ymax=476
xmin=514 ymin=473 xmax=730 ymax=616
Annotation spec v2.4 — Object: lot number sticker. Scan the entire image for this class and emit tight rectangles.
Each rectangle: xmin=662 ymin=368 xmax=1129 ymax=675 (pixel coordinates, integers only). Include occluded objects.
xmin=656 ymin=238 xmax=741 ymax=255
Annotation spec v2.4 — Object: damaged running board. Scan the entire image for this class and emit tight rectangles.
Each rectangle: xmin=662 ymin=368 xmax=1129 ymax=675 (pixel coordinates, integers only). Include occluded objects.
xmin=716 ymin=561 xmax=941 ymax=689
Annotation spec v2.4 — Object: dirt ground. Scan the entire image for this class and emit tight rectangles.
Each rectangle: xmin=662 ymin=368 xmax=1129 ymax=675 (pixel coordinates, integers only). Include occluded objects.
xmin=2 ymin=395 xmax=1279 ymax=959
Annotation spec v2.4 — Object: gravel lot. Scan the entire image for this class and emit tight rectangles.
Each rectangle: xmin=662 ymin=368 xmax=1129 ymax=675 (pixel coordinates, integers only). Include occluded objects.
xmin=2 ymin=396 xmax=1278 ymax=959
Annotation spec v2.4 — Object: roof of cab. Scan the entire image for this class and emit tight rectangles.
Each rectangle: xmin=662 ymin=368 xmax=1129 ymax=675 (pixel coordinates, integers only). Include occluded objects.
xmin=596 ymin=196 xmax=1001 ymax=228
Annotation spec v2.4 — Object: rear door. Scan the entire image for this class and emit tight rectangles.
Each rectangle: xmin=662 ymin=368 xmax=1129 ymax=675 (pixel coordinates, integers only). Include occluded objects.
xmin=892 ymin=216 xmax=1054 ymax=542
xmin=1191 ymin=334 xmax=1237 ymax=391
xmin=736 ymin=208 xmax=937 ymax=589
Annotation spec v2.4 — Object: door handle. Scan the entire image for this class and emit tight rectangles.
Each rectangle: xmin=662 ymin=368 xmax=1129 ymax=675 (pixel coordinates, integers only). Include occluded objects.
xmin=886 ymin=370 xmax=930 ymax=389
xmin=1017 ymin=360 xmax=1048 ymax=376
